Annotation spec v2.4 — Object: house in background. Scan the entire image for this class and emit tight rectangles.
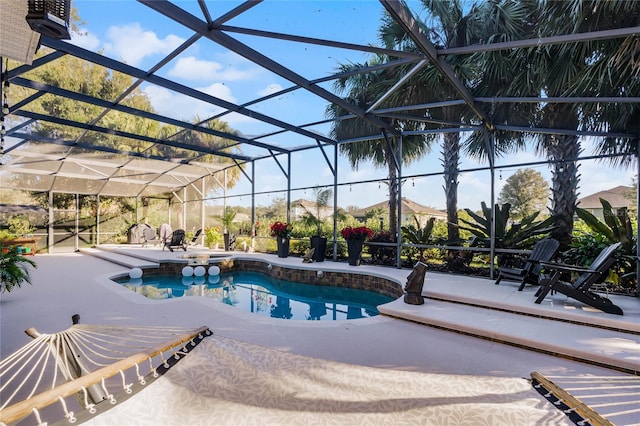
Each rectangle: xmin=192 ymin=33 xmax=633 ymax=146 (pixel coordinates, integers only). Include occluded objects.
xmin=576 ymin=185 xmax=633 ymax=221
xmin=350 ymin=197 xmax=447 ymax=227
xmin=291 ymin=199 xmax=334 ymax=222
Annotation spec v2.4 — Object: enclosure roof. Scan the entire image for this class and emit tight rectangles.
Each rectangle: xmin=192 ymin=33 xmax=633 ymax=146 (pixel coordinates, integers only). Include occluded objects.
xmin=1 ymin=0 xmax=639 ymax=197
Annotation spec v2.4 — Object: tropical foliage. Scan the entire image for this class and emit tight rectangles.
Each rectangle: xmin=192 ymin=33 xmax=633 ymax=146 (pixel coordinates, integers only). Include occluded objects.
xmin=576 ymin=199 xmax=635 ymax=255
xmin=574 ymin=198 xmax=636 ymax=288
xmin=0 ymin=244 xmax=37 ymax=293
xmin=204 ymin=226 xmax=222 ymax=247
xmin=401 ymin=217 xmax=437 ymax=263
xmin=456 ymin=202 xmax=556 ymax=251
xmin=299 ymin=187 xmax=332 ymax=237
xmin=367 ymin=231 xmax=397 ymax=265
xmin=219 ymin=207 xmax=237 ymax=234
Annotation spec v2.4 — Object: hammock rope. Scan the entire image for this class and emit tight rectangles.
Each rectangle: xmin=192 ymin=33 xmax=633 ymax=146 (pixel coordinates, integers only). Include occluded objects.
xmin=0 ymin=321 xmax=211 ymax=426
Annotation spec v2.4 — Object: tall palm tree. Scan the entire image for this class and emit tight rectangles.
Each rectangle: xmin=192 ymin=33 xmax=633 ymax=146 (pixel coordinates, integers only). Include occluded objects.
xmin=327 ymin=55 xmax=432 ymax=237
xmin=571 ymin=2 xmax=640 ymax=168
xmin=524 ymin=0 xmax=639 ymax=248
xmin=377 ymin=0 xmax=471 ymax=245
xmin=379 ymin=0 xmax=535 ymax=245
xmin=468 ymin=0 xmax=637 ymax=249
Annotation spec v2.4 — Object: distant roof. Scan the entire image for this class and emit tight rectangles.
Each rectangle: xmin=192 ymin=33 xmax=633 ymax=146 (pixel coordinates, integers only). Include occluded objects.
xmin=351 ymin=198 xmax=446 ymax=219
xmin=577 ymin=186 xmax=633 ymax=209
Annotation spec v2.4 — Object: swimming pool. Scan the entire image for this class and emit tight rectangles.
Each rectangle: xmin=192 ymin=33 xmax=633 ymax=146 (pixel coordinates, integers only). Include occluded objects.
xmin=116 ymin=271 xmax=394 ymax=321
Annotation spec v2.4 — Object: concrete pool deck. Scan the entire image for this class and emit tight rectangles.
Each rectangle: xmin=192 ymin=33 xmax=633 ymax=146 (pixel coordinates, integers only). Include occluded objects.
xmin=1 ymin=245 xmax=639 ymax=424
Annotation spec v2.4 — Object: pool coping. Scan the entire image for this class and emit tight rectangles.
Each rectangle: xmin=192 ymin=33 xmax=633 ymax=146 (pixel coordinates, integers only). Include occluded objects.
xmin=109 ymin=255 xmax=405 ymax=301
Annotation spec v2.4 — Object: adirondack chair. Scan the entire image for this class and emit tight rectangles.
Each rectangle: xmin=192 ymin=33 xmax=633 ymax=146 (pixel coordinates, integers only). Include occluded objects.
xmin=188 ymin=229 xmax=202 ymax=246
xmin=163 ymin=229 xmax=187 ymax=252
xmin=494 ymin=238 xmax=560 ymax=291
xmin=534 ymin=242 xmax=623 ymax=315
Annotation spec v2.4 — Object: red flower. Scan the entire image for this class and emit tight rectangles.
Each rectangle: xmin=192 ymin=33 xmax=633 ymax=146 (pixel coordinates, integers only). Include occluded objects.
xmin=270 ymin=221 xmax=292 ymax=238
xmin=340 ymin=226 xmax=373 ymax=241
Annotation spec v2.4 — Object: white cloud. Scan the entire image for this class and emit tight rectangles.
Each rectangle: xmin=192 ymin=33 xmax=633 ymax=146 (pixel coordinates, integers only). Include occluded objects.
xmin=142 ymin=80 xmax=241 ymax=122
xmin=168 ymin=56 xmax=259 ymax=81
xmin=259 ymin=84 xmax=283 ymax=97
xmin=70 ymin=30 xmax=100 ymax=51
xmin=198 ymin=82 xmax=236 ymax=104
xmin=103 ymin=23 xmax=184 ymax=67
xmin=143 ymin=86 xmax=224 ymax=121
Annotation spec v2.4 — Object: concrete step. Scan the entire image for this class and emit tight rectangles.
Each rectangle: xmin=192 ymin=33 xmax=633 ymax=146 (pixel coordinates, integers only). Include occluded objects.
xmin=79 ymin=247 xmax=159 ymax=269
xmin=379 ymin=296 xmax=640 ymax=374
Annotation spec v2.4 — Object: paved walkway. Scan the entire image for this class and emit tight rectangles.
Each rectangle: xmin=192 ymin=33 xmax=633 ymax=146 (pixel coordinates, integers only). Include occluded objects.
xmin=1 ymin=245 xmax=639 ymax=424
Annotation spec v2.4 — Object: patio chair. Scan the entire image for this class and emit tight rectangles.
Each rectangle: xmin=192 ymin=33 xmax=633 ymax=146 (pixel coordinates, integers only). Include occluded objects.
xmin=141 ymin=226 xmax=162 ymax=247
xmin=163 ymin=229 xmax=187 ymax=252
xmin=534 ymin=242 xmax=623 ymax=315
xmin=188 ymin=229 xmax=202 ymax=246
xmin=159 ymin=223 xmax=173 ymax=243
xmin=494 ymin=238 xmax=560 ymax=291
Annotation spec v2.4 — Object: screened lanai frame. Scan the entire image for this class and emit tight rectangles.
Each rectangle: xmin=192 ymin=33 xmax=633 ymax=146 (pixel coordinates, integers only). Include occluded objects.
xmin=0 ymin=0 xmax=639 ymax=277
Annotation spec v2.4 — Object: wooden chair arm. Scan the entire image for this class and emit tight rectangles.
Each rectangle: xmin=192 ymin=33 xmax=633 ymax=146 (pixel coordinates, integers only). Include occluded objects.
xmin=538 ymin=261 xmax=596 ymax=274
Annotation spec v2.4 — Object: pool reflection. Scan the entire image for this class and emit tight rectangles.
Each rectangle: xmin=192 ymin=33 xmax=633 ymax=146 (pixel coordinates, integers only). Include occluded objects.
xmin=119 ymin=271 xmax=391 ymax=321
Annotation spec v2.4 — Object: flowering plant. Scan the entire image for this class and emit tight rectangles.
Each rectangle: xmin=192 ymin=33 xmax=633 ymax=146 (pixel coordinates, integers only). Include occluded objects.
xmin=340 ymin=226 xmax=373 ymax=241
xmin=270 ymin=221 xmax=293 ymax=239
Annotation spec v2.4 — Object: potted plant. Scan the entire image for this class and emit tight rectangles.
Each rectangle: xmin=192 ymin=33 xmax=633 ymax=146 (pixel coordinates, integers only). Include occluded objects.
xmin=300 ymin=187 xmax=332 ymax=262
xmin=340 ymin=225 xmax=373 ymax=266
xmin=219 ymin=207 xmax=237 ymax=251
xmin=270 ymin=221 xmax=293 ymax=258
xmin=204 ymin=226 xmax=223 ymax=249
xmin=0 ymin=242 xmax=37 ymax=293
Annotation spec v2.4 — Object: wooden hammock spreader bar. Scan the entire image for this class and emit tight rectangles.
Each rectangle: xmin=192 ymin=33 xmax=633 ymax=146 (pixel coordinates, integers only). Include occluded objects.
xmin=530 ymin=371 xmax=614 ymax=426
xmin=0 ymin=325 xmax=210 ymax=425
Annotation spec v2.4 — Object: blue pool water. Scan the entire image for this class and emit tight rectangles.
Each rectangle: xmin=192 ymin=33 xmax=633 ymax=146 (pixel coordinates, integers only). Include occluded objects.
xmin=116 ymin=271 xmax=394 ymax=321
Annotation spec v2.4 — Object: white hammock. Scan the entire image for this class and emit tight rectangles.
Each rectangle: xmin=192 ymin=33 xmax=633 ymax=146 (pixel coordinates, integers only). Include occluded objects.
xmin=0 ymin=322 xmax=210 ymax=425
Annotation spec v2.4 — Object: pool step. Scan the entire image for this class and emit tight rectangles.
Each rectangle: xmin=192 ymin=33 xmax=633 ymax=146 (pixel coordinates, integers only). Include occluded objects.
xmin=379 ymin=296 xmax=640 ymax=375
xmin=79 ymin=247 xmax=159 ymax=269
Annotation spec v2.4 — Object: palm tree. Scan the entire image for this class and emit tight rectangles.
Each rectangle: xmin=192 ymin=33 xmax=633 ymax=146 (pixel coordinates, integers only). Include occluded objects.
xmin=571 ymin=2 xmax=640 ymax=170
xmin=379 ymin=0 xmax=535 ymax=246
xmin=525 ymin=0 xmax=639 ymax=248
xmin=327 ymin=55 xmax=432 ymax=237
xmin=467 ymin=0 xmax=638 ymax=249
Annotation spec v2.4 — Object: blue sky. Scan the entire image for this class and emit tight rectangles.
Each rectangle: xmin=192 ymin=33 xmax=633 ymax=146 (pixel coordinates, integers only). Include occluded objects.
xmin=69 ymin=1 xmax=635 ymax=211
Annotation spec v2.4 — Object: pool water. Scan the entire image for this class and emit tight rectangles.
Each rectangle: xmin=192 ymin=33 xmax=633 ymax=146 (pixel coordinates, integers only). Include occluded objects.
xmin=116 ymin=271 xmax=394 ymax=321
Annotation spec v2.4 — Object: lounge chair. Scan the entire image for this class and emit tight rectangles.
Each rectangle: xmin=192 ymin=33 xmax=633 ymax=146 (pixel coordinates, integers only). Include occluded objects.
xmin=164 ymin=229 xmax=187 ymax=252
xmin=534 ymin=242 xmax=623 ymax=315
xmin=141 ymin=226 xmax=162 ymax=247
xmin=494 ymin=238 xmax=560 ymax=291
xmin=188 ymin=229 xmax=202 ymax=246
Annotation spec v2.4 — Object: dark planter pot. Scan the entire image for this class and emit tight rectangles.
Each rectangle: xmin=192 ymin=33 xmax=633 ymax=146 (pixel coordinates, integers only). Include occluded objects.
xmin=223 ymin=233 xmax=230 ymax=251
xmin=310 ymin=236 xmax=327 ymax=262
xmin=276 ymin=237 xmax=290 ymax=258
xmin=347 ymin=240 xmax=364 ymax=266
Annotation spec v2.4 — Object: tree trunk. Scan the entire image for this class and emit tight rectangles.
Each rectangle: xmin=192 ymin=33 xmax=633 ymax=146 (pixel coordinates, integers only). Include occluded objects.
xmin=442 ymin=132 xmax=460 ymax=244
xmin=547 ymin=133 xmax=580 ymax=249
xmin=387 ymin=150 xmax=398 ymax=238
